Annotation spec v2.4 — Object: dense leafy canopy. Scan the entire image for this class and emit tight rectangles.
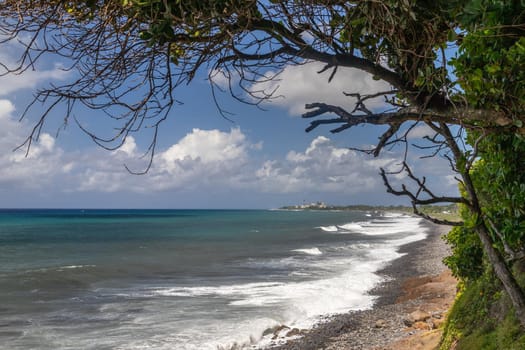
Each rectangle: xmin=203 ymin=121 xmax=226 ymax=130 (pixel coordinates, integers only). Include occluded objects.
xmin=444 ymin=210 xmax=484 ymax=281
xmin=442 ymin=0 xmax=525 ymax=340
xmin=453 ymin=0 xmax=525 ymax=123
xmin=445 ymin=0 xmax=525 ymax=275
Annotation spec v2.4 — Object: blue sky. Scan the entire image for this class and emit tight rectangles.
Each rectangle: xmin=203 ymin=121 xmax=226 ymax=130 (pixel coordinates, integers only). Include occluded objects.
xmin=0 ymin=40 xmax=459 ymax=209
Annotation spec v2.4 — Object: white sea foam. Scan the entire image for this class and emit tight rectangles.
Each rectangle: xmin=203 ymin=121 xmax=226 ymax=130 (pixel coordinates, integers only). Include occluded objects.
xmin=150 ymin=250 xmax=391 ymax=314
xmin=113 ymin=316 xmax=281 ymax=350
xmin=41 ymin=213 xmax=429 ymax=350
xmin=148 ymin=282 xmax=286 ymax=299
xmin=349 ymin=243 xmax=373 ymax=250
xmin=99 ymin=265 xmax=383 ymax=349
xmin=135 ymin=215 xmax=429 ymax=345
xmin=58 ymin=265 xmax=96 ymax=270
xmin=327 ymin=215 xmax=424 ymax=238
xmin=244 ymin=256 xmax=299 ymax=269
xmin=360 ymin=217 xmax=423 ymax=236
xmin=228 ymin=260 xmax=382 ymax=317
xmin=292 ymin=247 xmax=323 ymax=256
xmin=318 ymin=225 xmax=338 ymax=232
xmin=337 ymin=223 xmax=364 ymax=232
xmin=381 ymin=212 xmax=406 ymax=218
xmin=388 ymin=231 xmax=428 ymax=246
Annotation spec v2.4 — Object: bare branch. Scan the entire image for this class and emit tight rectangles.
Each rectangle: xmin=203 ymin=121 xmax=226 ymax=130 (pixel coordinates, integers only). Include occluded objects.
xmin=374 ymin=123 xmax=401 ymax=157
xmin=412 ymin=205 xmax=464 ymax=226
xmin=380 ymin=166 xmax=468 ymax=205
xmin=304 ymin=103 xmax=513 ymax=131
xmin=379 ymin=164 xmax=466 ymax=226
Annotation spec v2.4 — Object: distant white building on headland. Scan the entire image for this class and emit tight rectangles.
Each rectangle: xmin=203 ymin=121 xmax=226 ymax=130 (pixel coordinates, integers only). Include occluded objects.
xmin=297 ymin=201 xmax=327 ymax=209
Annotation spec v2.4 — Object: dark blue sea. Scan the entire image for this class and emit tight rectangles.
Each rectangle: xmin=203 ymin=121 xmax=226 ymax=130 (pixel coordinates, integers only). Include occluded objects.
xmin=0 ymin=209 xmax=427 ymax=349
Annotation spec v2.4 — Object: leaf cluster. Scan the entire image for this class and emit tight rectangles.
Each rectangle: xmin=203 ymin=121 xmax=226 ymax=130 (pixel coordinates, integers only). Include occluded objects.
xmin=444 ymin=200 xmax=484 ymax=281
xmin=471 ymin=133 xmax=525 ymax=252
xmin=452 ymin=0 xmax=525 ymax=122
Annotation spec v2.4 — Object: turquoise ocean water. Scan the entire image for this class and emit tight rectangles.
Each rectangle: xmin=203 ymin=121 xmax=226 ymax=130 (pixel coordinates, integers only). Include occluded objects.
xmin=0 ymin=209 xmax=427 ymax=349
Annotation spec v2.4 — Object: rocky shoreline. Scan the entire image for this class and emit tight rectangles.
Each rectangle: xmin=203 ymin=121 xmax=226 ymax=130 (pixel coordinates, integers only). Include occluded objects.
xmin=267 ymin=222 xmax=456 ymax=350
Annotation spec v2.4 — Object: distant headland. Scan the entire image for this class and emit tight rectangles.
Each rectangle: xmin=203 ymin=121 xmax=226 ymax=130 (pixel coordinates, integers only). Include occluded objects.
xmin=279 ymin=202 xmax=458 ymax=218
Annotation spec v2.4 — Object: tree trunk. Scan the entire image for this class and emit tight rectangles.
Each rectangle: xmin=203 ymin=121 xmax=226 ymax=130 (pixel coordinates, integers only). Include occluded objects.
xmin=487 ymin=217 xmax=517 ymax=259
xmin=475 ymin=222 xmax=525 ymax=327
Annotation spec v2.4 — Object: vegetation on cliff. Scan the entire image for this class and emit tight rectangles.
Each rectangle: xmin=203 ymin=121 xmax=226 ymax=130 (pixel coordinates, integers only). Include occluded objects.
xmin=441 ymin=1 xmax=525 ymax=347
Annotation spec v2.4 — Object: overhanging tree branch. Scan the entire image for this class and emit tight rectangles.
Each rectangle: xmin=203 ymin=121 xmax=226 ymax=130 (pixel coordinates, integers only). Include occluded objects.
xmin=303 ymin=103 xmax=514 ymax=132
xmin=379 ymin=165 xmax=466 ymax=226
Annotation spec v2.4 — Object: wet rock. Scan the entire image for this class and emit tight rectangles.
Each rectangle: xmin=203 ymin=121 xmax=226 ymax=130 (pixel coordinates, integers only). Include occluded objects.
xmin=432 ymin=311 xmax=443 ymax=319
xmin=432 ymin=316 xmax=446 ymax=328
xmin=412 ymin=321 xmax=430 ymax=330
xmin=375 ymin=319 xmax=387 ymax=328
xmin=402 ymin=318 xmax=414 ymax=327
xmin=409 ymin=310 xmax=431 ymax=323
xmin=263 ymin=324 xmax=289 ymax=338
xmin=286 ymin=328 xmax=303 ymax=337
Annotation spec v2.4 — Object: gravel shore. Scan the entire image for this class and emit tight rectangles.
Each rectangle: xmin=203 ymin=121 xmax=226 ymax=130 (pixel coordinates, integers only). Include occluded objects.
xmin=268 ymin=221 xmax=455 ymax=350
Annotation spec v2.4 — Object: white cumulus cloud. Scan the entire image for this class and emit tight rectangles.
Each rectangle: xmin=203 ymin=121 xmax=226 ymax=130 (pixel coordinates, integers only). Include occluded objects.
xmin=150 ymin=128 xmax=252 ymax=191
xmin=0 ymin=35 xmax=68 ymax=96
xmin=0 ymin=65 xmax=66 ymax=96
xmin=17 ymin=126 xmax=402 ymax=198
xmin=0 ymin=99 xmax=66 ymax=189
xmin=255 ymin=136 xmax=396 ymax=194
xmin=74 ymin=128 xmax=255 ymax=193
xmin=254 ymin=62 xmax=391 ymax=115
xmin=0 ymin=58 xmax=67 ymax=97
xmin=0 ymin=99 xmax=15 ymax=118
xmin=160 ymin=128 xmax=247 ymax=165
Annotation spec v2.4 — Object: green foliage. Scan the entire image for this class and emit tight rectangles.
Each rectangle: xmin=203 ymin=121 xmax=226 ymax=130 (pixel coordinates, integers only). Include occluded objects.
xmin=443 ymin=132 xmax=525 ymax=347
xmin=444 ymin=0 xmax=525 ymax=288
xmin=452 ymin=0 xmax=525 ymax=119
xmin=441 ymin=271 xmax=500 ymax=347
xmin=57 ymin=0 xmax=260 ymax=63
xmin=331 ymin=0 xmax=460 ymax=90
xmin=125 ymin=0 xmax=259 ymax=60
xmin=469 ymin=133 xmax=525 ymax=251
xmin=441 ymin=269 xmax=525 ymax=350
xmin=443 ymin=183 xmax=485 ymax=280
xmin=444 ymin=224 xmax=484 ymax=281
xmin=442 ymin=4 xmax=525 ymax=346
xmin=125 ymin=0 xmax=463 ymax=91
